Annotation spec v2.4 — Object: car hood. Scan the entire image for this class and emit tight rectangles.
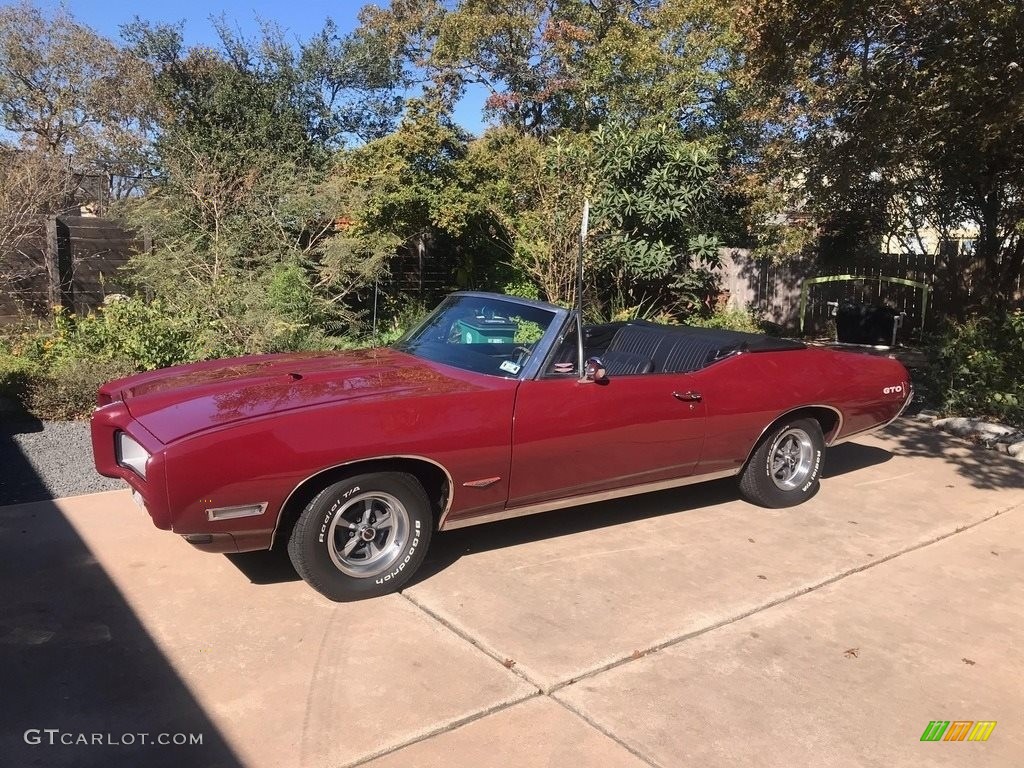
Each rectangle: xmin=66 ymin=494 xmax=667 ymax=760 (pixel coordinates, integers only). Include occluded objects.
xmin=111 ymin=348 xmax=478 ymax=443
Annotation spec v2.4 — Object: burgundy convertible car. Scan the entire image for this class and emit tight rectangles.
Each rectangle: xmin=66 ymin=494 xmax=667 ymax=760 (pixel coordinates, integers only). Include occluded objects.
xmin=92 ymin=292 xmax=912 ymax=600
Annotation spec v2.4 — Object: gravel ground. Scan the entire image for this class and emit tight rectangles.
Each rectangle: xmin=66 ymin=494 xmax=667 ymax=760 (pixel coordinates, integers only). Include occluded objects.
xmin=0 ymin=419 xmax=122 ymax=505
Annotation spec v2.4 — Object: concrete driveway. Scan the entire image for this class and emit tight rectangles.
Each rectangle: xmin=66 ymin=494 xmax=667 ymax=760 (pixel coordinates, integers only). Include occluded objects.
xmin=2 ymin=418 xmax=1022 ymax=767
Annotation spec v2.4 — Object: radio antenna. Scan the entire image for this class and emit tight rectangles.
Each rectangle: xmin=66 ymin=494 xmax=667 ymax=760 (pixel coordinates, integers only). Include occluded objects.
xmin=576 ymin=199 xmax=589 ymax=378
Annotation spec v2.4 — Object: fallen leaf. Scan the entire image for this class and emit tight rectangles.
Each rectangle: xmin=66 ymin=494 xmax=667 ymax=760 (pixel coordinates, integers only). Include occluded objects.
xmin=502 ymin=658 xmax=516 ymax=669
xmin=844 ymin=648 xmax=859 ymax=658
xmin=962 ymin=657 xmax=976 ymax=666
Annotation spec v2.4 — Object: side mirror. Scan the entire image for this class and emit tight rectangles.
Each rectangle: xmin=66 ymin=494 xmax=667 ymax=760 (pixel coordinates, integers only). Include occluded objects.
xmin=584 ymin=356 xmax=608 ymax=382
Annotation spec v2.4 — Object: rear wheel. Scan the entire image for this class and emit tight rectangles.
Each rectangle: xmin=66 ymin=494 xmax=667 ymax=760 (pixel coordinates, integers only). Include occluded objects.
xmin=739 ymin=417 xmax=825 ymax=508
xmin=287 ymin=472 xmax=432 ymax=601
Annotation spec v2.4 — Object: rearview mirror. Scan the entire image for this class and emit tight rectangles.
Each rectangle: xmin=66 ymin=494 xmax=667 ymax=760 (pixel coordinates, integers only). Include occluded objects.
xmin=584 ymin=356 xmax=607 ymax=382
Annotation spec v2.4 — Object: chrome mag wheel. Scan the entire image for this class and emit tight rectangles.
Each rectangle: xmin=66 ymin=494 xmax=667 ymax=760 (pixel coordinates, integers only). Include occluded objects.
xmin=326 ymin=492 xmax=410 ymax=578
xmin=769 ymin=428 xmax=815 ymax=490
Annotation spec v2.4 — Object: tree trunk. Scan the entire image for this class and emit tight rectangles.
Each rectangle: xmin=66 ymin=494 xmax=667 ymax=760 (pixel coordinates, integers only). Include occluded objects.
xmin=976 ymin=190 xmax=1006 ymax=309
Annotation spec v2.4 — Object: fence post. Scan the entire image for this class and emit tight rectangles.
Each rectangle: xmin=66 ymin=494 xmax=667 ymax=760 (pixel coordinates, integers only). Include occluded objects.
xmin=44 ymin=215 xmax=60 ymax=309
xmin=43 ymin=215 xmax=73 ymax=312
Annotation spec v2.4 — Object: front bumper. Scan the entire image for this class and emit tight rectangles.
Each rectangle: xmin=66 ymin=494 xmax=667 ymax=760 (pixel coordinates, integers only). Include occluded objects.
xmin=180 ymin=530 xmax=276 ymax=553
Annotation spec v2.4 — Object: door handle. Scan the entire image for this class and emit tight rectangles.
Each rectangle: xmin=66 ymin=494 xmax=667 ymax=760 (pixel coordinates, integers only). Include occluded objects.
xmin=673 ymin=391 xmax=702 ymax=402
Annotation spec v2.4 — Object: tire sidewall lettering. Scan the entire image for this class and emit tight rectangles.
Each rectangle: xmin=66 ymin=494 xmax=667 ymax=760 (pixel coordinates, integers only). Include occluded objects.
xmin=317 ymin=487 xmax=360 ymax=543
xmin=800 ymin=449 xmax=822 ymax=492
xmin=291 ymin=473 xmax=433 ymax=601
xmin=376 ymin=520 xmax=421 ymax=585
xmin=764 ymin=425 xmax=822 ymax=496
xmin=317 ymin=489 xmax=421 ymax=579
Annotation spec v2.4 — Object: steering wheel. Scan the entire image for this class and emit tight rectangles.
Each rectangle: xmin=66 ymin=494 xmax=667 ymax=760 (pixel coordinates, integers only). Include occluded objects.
xmin=446 ymin=323 xmax=464 ymax=344
xmin=512 ymin=345 xmax=533 ymax=367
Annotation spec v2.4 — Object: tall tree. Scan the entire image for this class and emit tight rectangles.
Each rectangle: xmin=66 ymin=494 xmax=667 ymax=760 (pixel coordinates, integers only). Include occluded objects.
xmin=743 ymin=0 xmax=1024 ymax=308
xmin=358 ymin=0 xmax=746 ymax=312
xmin=119 ymin=20 xmax=403 ymax=352
xmin=300 ymin=18 xmax=407 ymax=144
xmin=463 ymin=123 xmax=729 ymax=310
xmin=360 ymin=0 xmax=742 ymax=136
xmin=0 ymin=2 xmax=153 ymax=200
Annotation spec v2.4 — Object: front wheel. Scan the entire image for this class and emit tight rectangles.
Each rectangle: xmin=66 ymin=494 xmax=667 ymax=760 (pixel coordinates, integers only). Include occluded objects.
xmin=739 ymin=418 xmax=825 ymax=508
xmin=287 ymin=472 xmax=433 ymax=601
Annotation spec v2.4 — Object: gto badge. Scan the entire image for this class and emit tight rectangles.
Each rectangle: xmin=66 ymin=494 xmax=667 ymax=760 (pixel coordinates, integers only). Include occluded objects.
xmin=883 ymin=385 xmax=904 ymax=395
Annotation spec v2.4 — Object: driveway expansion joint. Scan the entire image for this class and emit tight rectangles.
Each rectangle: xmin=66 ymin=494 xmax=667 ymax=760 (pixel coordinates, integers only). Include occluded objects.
xmin=395 ymin=592 xmax=664 ymax=767
xmin=396 ymin=501 xmax=1019 ymax=766
xmin=544 ymin=501 xmax=1021 ymax=695
xmin=548 ymin=694 xmax=664 ymax=768
xmin=339 ymin=691 xmax=542 ymax=768
xmin=399 ymin=590 xmax=545 ymax=692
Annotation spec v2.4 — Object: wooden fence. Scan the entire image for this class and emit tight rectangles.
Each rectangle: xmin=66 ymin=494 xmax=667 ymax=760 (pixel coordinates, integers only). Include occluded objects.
xmin=718 ymin=247 xmax=1015 ymax=340
xmin=0 ymin=215 xmax=145 ymax=322
xmin=717 ymin=249 xmax=815 ymax=331
xmin=1 ymin=222 xmax=457 ymax=324
xmin=385 ymin=237 xmax=453 ymax=300
xmin=5 ymin=221 xmax=1015 ymax=343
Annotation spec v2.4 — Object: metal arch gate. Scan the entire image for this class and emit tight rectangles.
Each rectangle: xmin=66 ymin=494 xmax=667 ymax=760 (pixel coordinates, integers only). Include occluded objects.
xmin=798 ymin=274 xmax=932 ymax=340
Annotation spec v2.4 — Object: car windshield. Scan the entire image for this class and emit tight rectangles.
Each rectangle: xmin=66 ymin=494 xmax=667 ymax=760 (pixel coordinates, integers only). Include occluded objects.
xmin=394 ymin=295 xmax=557 ymax=378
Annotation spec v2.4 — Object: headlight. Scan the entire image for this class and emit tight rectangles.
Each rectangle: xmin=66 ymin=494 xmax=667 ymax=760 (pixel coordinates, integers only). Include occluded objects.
xmin=116 ymin=432 xmax=150 ymax=479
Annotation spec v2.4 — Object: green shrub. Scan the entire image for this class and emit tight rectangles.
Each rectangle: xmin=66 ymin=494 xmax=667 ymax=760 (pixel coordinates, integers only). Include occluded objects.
xmin=259 ymin=262 xmax=333 ymax=353
xmin=1 ymin=297 xmax=203 ymax=419
xmin=502 ymin=279 xmax=541 ymax=301
xmin=926 ymin=312 xmax=1024 ymax=426
xmin=355 ymin=296 xmax=429 ymax=348
xmin=41 ymin=299 xmax=197 ymax=371
xmin=686 ymin=307 xmax=763 ymax=334
xmin=27 ymin=357 xmax=136 ymax=421
xmin=370 ymin=327 xmax=405 ymax=347
xmin=512 ymin=319 xmax=544 ymax=344
xmin=604 ymin=294 xmax=681 ymax=325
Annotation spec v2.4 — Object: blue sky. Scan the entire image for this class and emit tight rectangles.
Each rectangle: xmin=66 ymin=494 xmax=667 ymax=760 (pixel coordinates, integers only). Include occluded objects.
xmin=56 ymin=0 xmax=488 ymax=133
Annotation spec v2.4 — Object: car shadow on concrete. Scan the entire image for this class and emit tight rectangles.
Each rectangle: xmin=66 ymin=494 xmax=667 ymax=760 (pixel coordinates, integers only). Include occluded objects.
xmin=822 ymin=441 xmax=893 ymax=478
xmin=225 ymin=548 xmax=303 ymax=585
xmin=0 ymin=422 xmax=242 ymax=768
xmin=225 ymin=439 xmax=896 ymax=590
xmin=409 ymin=439 xmax=894 ymax=587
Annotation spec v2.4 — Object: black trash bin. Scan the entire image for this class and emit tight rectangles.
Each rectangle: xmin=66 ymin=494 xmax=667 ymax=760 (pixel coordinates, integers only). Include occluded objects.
xmin=835 ymin=302 xmax=898 ymax=346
